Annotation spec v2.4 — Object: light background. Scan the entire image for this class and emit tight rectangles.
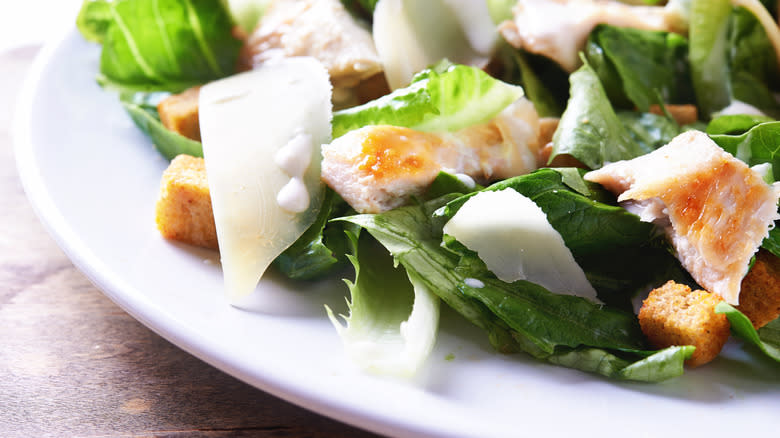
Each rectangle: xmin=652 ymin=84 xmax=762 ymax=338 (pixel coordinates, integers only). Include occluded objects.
xmin=0 ymin=1 xmax=82 ymax=54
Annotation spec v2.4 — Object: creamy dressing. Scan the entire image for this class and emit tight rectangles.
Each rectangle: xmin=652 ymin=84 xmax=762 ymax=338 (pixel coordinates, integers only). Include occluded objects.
xmin=275 ymin=133 xmax=313 ymax=213
xmin=463 ymin=277 xmax=485 ymax=288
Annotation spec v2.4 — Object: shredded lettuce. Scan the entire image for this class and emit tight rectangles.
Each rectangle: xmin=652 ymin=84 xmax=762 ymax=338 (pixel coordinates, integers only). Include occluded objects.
xmin=326 ymin=230 xmax=440 ymax=377
xmin=331 ymin=62 xmax=524 ymax=138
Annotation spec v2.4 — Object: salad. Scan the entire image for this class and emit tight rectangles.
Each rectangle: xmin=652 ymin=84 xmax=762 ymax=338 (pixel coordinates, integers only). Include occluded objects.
xmin=75 ymin=0 xmax=780 ymax=382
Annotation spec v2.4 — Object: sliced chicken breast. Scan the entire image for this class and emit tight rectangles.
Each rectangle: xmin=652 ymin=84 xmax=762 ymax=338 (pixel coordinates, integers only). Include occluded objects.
xmin=322 ymin=99 xmax=542 ymax=213
xmin=498 ymin=0 xmax=687 ymax=72
xmin=585 ymin=130 xmax=780 ymax=305
xmin=240 ymin=0 xmax=382 ymax=89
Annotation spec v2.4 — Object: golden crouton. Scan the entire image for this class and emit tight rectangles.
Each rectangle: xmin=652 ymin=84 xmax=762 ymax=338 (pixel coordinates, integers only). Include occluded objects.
xmin=538 ymin=117 xmax=559 ymax=147
xmin=158 ymin=86 xmax=202 ymax=141
xmin=638 ymin=281 xmax=730 ymax=367
xmin=155 ymin=155 xmax=218 ymax=250
xmin=649 ymin=104 xmax=699 ymax=126
xmin=737 ymin=250 xmax=780 ymax=329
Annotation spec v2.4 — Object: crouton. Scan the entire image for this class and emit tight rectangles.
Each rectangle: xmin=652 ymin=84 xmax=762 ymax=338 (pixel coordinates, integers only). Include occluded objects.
xmin=648 ymin=104 xmax=698 ymax=126
xmin=538 ymin=117 xmax=559 ymax=147
xmin=737 ymin=250 xmax=780 ymax=329
xmin=155 ymin=155 xmax=218 ymax=250
xmin=638 ymin=281 xmax=731 ymax=367
xmin=157 ymin=86 xmax=202 ymax=141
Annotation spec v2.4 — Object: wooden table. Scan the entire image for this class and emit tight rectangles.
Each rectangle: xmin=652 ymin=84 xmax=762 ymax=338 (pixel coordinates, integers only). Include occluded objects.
xmin=0 ymin=46 xmax=380 ymax=438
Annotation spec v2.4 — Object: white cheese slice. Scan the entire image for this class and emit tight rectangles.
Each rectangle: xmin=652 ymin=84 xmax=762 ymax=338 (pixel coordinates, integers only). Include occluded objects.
xmin=199 ymin=58 xmax=332 ymax=302
xmin=373 ymin=0 xmax=493 ymax=89
xmin=443 ymin=189 xmax=600 ymax=303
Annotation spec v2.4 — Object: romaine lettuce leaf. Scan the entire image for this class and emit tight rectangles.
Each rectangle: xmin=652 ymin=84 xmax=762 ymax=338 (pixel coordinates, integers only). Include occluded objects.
xmin=716 ymin=303 xmax=780 ymax=362
xmin=76 ymin=0 xmax=112 ymax=43
xmin=119 ymin=92 xmax=204 ymax=160
xmin=709 ymin=121 xmax=780 ymax=180
xmin=339 ymin=196 xmax=522 ymax=354
xmin=706 ymin=114 xmax=776 ymax=135
xmin=729 ymin=6 xmax=780 ymax=115
xmin=548 ymin=346 xmax=694 ymax=382
xmin=439 ymin=169 xmax=693 ymax=309
xmin=326 ymin=230 xmax=440 ymax=377
xmin=340 ymin=192 xmax=690 ymax=381
xmin=509 ymin=49 xmax=567 ymax=118
xmin=331 ymin=62 xmax=524 ymax=138
xmin=585 ymin=25 xmax=694 ymax=112
xmin=459 ymin=278 xmax=645 ymax=355
xmin=618 ymin=111 xmax=683 ymax=151
xmin=77 ymin=0 xmax=243 ymax=93
xmin=275 ymin=188 xmax=352 ymax=280
xmin=689 ymin=0 xmax=733 ymax=117
xmin=689 ymin=0 xmax=780 ymax=117
xmin=549 ymin=60 xmax=649 ymax=169
xmin=764 ymin=227 xmax=780 ymax=258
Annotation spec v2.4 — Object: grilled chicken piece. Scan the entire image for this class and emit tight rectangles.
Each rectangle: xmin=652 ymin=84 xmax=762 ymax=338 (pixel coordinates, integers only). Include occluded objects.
xmin=585 ymin=130 xmax=780 ymax=305
xmin=240 ymin=0 xmax=382 ymax=89
xmin=498 ymin=0 xmax=687 ymax=72
xmin=321 ymin=99 xmax=542 ymax=213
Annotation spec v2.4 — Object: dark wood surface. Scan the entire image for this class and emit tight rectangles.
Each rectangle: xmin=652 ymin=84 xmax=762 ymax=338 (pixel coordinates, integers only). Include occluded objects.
xmin=0 ymin=46 xmax=381 ymax=438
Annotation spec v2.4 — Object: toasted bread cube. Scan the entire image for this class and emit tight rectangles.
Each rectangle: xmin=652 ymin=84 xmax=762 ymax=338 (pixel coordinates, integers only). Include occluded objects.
xmin=155 ymin=155 xmax=218 ymax=250
xmin=638 ymin=281 xmax=730 ymax=367
xmin=737 ymin=250 xmax=780 ymax=329
xmin=158 ymin=86 xmax=202 ymax=141
xmin=648 ymin=104 xmax=699 ymax=126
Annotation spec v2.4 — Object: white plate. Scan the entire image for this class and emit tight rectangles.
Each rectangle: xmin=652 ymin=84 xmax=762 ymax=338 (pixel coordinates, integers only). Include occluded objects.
xmin=15 ymin=30 xmax=780 ymax=438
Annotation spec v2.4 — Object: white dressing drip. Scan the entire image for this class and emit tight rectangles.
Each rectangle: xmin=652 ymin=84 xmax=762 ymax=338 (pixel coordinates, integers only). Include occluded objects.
xmin=275 ymin=133 xmax=314 ymax=213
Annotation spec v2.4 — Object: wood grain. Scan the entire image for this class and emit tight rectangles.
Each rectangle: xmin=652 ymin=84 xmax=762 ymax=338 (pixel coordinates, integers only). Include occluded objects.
xmin=0 ymin=47 xmax=380 ymax=438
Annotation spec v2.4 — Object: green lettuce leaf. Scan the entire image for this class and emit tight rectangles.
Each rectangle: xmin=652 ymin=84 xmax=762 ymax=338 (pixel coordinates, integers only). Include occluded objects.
xmin=508 ymin=49 xmax=567 ymax=118
xmin=706 ymin=114 xmax=776 ymax=135
xmin=709 ymin=121 xmax=780 ymax=180
xmin=76 ymin=0 xmax=112 ymax=43
xmin=764 ymin=227 xmax=780 ymax=258
xmin=339 ymin=196 xmax=522 ymax=354
xmin=585 ymin=25 xmax=694 ymax=112
xmin=340 ymin=193 xmax=689 ymax=381
xmin=548 ymin=346 xmax=693 ymax=382
xmin=688 ymin=0 xmax=733 ymax=117
xmin=618 ymin=111 xmax=683 ymax=151
xmin=77 ymin=0 xmax=243 ymax=93
xmin=438 ymin=169 xmax=691 ymax=309
xmin=728 ymin=6 xmax=780 ymax=115
xmin=716 ymin=303 xmax=780 ymax=362
xmin=340 ymin=0 xmax=379 ymax=21
xmin=331 ymin=62 xmax=524 ymax=138
xmin=326 ymin=229 xmax=440 ymax=377
xmin=459 ymin=278 xmax=645 ymax=355
xmin=689 ymin=0 xmax=780 ymax=117
xmin=119 ymin=92 xmax=204 ymax=159
xmin=425 ymin=171 xmax=481 ymax=200
xmin=549 ymin=60 xmax=649 ymax=169
xmin=486 ymin=0 xmax=515 ymax=24
xmin=275 ymin=189 xmax=352 ymax=280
